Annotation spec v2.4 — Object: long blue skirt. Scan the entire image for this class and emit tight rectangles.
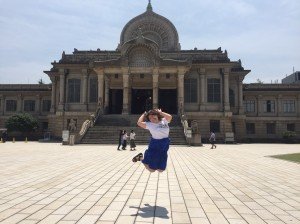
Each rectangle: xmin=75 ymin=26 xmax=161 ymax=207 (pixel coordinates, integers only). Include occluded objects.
xmin=142 ymin=137 xmax=170 ymax=170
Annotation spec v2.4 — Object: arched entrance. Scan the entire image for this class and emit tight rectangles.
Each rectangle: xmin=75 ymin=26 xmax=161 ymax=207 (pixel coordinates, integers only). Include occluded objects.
xmin=131 ymin=89 xmax=152 ymax=114
xmin=158 ymin=89 xmax=177 ymax=114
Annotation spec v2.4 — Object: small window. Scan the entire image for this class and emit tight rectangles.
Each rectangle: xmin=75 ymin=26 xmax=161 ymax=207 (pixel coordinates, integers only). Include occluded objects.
xmin=264 ymin=100 xmax=275 ymax=113
xmin=210 ymin=120 xmax=220 ymax=133
xmin=24 ymin=100 xmax=35 ymax=112
xmin=68 ymin=79 xmax=81 ymax=103
xmin=184 ymin=78 xmax=198 ymax=103
xmin=244 ymin=100 xmax=255 ymax=113
xmin=42 ymin=100 xmax=51 ymax=112
xmin=283 ymin=100 xmax=295 ymax=113
xmin=42 ymin=122 xmax=48 ymax=131
xmin=246 ymin=123 xmax=255 ymax=134
xmin=89 ymin=79 xmax=98 ymax=103
xmin=140 ymin=74 xmax=144 ymax=79
xmin=287 ymin=123 xmax=295 ymax=132
xmin=6 ymin=100 xmax=17 ymax=112
xmin=298 ymin=73 xmax=300 ymax=81
xmin=166 ymin=73 xmax=170 ymax=79
xmin=114 ymin=74 xmax=119 ymax=79
xmin=266 ymin=123 xmax=276 ymax=134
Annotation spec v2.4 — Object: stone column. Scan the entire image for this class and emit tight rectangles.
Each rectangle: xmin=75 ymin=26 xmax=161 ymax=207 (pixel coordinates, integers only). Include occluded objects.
xmin=297 ymin=94 xmax=300 ymax=117
xmin=82 ymin=69 xmax=88 ymax=111
xmin=223 ymin=68 xmax=230 ymax=111
xmin=199 ymin=68 xmax=206 ymax=111
xmin=17 ymin=94 xmax=23 ymax=112
xmin=36 ymin=94 xmax=41 ymax=115
xmin=277 ymin=94 xmax=282 ymax=117
xmin=153 ymin=68 xmax=159 ymax=109
xmin=104 ymin=75 xmax=110 ymax=113
xmin=177 ymin=68 xmax=185 ymax=114
xmin=50 ymin=77 xmax=56 ymax=113
xmin=58 ymin=69 xmax=66 ymax=111
xmin=0 ymin=95 xmax=3 ymax=115
xmin=95 ymin=68 xmax=104 ymax=112
xmin=122 ymin=67 xmax=129 ymax=114
xmin=238 ymin=77 xmax=244 ymax=114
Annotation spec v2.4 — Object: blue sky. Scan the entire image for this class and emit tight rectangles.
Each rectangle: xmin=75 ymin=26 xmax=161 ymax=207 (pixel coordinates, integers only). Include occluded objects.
xmin=0 ymin=0 xmax=299 ymax=84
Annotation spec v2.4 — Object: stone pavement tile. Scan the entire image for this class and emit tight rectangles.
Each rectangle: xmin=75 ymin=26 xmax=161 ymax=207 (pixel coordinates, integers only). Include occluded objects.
xmin=86 ymin=205 xmax=107 ymax=215
xmin=190 ymin=217 xmax=210 ymax=224
xmin=56 ymin=221 xmax=76 ymax=224
xmin=287 ymin=210 xmax=300 ymax=218
xmin=277 ymin=215 xmax=300 ymax=224
xmin=227 ymin=219 xmax=248 ymax=224
xmin=0 ymin=213 xmax=29 ymax=224
xmin=77 ymin=214 xmax=100 ymax=224
xmin=241 ymin=214 xmax=268 ymax=224
xmin=44 ymin=200 xmax=66 ymax=210
xmin=115 ymin=215 xmax=136 ymax=224
xmin=53 ymin=205 xmax=76 ymax=215
xmin=232 ymin=204 xmax=255 ymax=214
xmin=265 ymin=220 xmax=286 ymax=224
xmin=20 ymin=204 xmax=44 ymax=214
xmin=206 ymin=212 xmax=229 ymax=224
xmin=0 ymin=208 xmax=20 ymax=220
xmin=171 ymin=203 xmax=187 ymax=212
xmin=187 ymin=207 xmax=206 ymax=218
xmin=201 ymin=203 xmax=220 ymax=213
xmin=253 ymin=209 xmax=279 ymax=220
xmin=172 ymin=212 xmax=190 ymax=223
xmin=154 ymin=217 xmax=173 ymax=224
xmin=99 ymin=210 xmax=120 ymax=221
xmin=220 ymin=208 xmax=242 ymax=219
xmin=264 ymin=205 xmax=289 ymax=215
xmin=62 ymin=209 xmax=87 ymax=221
xmin=18 ymin=220 xmax=39 ymax=224
xmin=38 ymin=214 xmax=64 ymax=224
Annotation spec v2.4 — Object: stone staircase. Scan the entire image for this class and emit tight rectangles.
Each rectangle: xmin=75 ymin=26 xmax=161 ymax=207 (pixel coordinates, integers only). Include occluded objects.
xmin=81 ymin=115 xmax=187 ymax=145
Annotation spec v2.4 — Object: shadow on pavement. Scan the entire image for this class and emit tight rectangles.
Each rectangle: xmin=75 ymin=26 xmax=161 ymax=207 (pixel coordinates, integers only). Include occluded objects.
xmin=130 ymin=203 xmax=169 ymax=219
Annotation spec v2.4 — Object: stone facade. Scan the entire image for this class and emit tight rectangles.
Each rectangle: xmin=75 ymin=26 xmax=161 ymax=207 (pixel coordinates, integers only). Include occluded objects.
xmin=0 ymin=3 xmax=299 ymax=142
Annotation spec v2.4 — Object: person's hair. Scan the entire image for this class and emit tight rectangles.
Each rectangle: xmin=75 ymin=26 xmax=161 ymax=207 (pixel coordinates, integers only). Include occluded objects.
xmin=145 ymin=109 xmax=163 ymax=122
xmin=131 ymin=130 xmax=134 ymax=133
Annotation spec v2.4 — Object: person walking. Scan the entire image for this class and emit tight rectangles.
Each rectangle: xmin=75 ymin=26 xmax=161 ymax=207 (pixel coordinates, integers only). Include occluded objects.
xmin=117 ymin=130 xmax=124 ymax=150
xmin=132 ymin=109 xmax=172 ymax=173
xmin=130 ymin=130 xmax=136 ymax=151
xmin=2 ymin=130 xmax=8 ymax=143
xmin=209 ymin=131 xmax=216 ymax=149
xmin=122 ymin=130 xmax=128 ymax=150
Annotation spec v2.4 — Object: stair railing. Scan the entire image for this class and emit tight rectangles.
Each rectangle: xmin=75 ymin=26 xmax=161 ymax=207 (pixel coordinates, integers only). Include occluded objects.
xmin=77 ymin=106 xmax=102 ymax=143
xmin=179 ymin=113 xmax=192 ymax=145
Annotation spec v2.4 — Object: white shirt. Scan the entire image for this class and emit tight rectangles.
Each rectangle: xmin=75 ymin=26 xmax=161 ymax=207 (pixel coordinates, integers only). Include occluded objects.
xmin=130 ymin=132 xmax=136 ymax=140
xmin=145 ymin=118 xmax=170 ymax=139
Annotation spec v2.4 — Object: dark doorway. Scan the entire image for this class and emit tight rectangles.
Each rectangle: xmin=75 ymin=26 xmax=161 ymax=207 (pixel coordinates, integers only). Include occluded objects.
xmin=131 ymin=89 xmax=152 ymax=114
xmin=159 ymin=89 xmax=177 ymax=114
xmin=109 ymin=89 xmax=123 ymax=114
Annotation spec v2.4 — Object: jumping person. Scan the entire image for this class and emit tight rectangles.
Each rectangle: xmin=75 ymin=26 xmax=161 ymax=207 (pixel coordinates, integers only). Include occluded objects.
xmin=132 ymin=109 xmax=172 ymax=173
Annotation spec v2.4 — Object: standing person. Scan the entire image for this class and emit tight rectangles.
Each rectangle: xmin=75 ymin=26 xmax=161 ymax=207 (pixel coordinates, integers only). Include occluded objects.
xmin=145 ymin=97 xmax=152 ymax=111
xmin=132 ymin=109 xmax=172 ymax=173
xmin=130 ymin=130 xmax=136 ymax=151
xmin=2 ymin=130 xmax=8 ymax=143
xmin=122 ymin=131 xmax=128 ymax=150
xmin=209 ymin=131 xmax=216 ymax=149
xmin=117 ymin=130 xmax=124 ymax=150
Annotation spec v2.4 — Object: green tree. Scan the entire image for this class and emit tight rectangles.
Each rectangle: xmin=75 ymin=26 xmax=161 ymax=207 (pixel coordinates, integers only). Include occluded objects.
xmin=5 ymin=113 xmax=38 ymax=134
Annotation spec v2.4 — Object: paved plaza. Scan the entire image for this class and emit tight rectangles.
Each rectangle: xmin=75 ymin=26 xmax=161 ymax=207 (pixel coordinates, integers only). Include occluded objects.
xmin=0 ymin=143 xmax=299 ymax=224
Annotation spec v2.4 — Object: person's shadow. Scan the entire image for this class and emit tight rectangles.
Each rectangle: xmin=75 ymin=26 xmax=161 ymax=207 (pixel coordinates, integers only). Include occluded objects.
xmin=130 ymin=203 xmax=169 ymax=219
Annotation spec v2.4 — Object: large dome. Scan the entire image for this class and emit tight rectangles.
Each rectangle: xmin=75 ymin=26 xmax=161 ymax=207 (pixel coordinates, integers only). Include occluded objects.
xmin=119 ymin=2 xmax=180 ymax=51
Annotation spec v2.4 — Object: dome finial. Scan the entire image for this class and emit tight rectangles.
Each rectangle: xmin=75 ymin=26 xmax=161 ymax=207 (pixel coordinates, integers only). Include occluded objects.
xmin=147 ymin=0 xmax=153 ymax=12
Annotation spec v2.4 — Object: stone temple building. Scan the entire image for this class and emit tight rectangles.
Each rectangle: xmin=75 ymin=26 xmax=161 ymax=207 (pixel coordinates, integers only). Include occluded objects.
xmin=0 ymin=2 xmax=299 ymax=143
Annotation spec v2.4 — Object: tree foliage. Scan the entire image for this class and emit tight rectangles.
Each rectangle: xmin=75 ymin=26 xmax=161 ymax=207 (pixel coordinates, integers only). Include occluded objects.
xmin=5 ymin=113 xmax=38 ymax=133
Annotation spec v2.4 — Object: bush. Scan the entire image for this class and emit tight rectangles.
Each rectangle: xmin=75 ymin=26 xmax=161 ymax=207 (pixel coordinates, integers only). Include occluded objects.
xmin=5 ymin=113 xmax=38 ymax=134
xmin=282 ymin=131 xmax=296 ymax=139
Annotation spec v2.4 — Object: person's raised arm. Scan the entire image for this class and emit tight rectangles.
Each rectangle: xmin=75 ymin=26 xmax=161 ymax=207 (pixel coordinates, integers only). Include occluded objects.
xmin=157 ymin=109 xmax=172 ymax=123
xmin=137 ymin=112 xmax=147 ymax=129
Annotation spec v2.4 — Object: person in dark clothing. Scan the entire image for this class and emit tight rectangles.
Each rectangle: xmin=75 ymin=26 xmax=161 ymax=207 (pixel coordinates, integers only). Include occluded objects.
xmin=2 ymin=131 xmax=8 ymax=143
xmin=117 ymin=130 xmax=124 ymax=150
